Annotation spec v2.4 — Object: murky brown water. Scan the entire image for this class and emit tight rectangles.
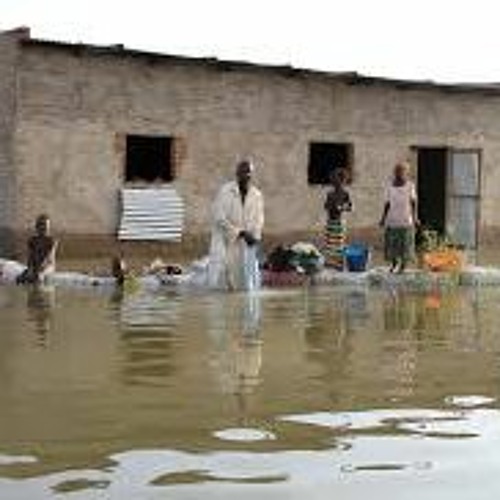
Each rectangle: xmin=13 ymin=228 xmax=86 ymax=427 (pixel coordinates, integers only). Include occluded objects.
xmin=1 ymin=279 xmax=500 ymax=499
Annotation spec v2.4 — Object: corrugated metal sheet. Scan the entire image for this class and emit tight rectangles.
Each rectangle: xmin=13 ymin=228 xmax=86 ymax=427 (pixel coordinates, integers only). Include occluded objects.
xmin=118 ymin=187 xmax=184 ymax=241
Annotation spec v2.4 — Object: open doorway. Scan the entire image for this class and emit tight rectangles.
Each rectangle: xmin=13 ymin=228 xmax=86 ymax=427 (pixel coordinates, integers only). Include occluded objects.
xmin=416 ymin=147 xmax=447 ymax=235
xmin=416 ymin=147 xmax=481 ymax=248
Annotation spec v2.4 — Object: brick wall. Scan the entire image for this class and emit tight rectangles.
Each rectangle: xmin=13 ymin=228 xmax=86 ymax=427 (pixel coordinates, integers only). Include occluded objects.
xmin=8 ymin=38 xmax=500 ymax=257
xmin=0 ymin=29 xmax=25 ymax=254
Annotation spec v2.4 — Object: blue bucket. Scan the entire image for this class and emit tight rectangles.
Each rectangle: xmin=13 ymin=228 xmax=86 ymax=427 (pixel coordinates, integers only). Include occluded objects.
xmin=344 ymin=244 xmax=370 ymax=272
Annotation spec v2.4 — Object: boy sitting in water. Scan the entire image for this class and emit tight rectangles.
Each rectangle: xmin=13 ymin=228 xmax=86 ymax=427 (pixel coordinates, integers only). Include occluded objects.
xmin=17 ymin=214 xmax=58 ymax=284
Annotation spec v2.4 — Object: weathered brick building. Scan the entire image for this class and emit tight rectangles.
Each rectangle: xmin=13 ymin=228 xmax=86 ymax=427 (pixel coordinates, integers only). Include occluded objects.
xmin=1 ymin=27 xmax=499 ymax=258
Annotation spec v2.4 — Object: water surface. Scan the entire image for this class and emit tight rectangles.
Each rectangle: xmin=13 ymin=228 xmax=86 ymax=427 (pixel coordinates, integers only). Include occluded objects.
xmin=1 ymin=281 xmax=500 ymax=499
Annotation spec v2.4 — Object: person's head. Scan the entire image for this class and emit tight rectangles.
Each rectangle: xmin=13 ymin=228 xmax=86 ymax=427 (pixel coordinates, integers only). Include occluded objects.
xmin=331 ymin=168 xmax=347 ymax=187
xmin=393 ymin=162 xmax=410 ymax=183
xmin=235 ymin=160 xmax=254 ymax=188
xmin=35 ymin=214 xmax=50 ymax=235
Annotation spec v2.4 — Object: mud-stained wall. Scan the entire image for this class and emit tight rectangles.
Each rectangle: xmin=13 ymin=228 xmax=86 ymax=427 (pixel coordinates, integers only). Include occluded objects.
xmin=5 ymin=34 xmax=500 ymax=255
xmin=0 ymin=30 xmax=23 ymax=254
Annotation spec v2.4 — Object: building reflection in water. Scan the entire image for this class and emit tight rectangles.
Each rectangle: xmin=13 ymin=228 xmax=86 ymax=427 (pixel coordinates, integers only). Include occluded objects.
xmin=381 ymin=290 xmax=419 ymax=399
xmin=302 ymin=288 xmax=371 ymax=405
xmin=115 ymin=290 xmax=181 ymax=387
xmin=300 ymin=286 xmax=477 ymax=404
xmin=380 ymin=287 xmax=479 ymax=401
xmin=26 ymin=285 xmax=55 ymax=348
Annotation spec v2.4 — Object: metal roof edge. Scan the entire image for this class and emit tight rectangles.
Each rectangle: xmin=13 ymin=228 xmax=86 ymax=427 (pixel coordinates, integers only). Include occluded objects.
xmin=14 ymin=31 xmax=500 ymax=96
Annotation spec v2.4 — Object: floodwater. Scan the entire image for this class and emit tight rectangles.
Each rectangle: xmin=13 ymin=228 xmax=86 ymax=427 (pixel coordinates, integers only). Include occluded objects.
xmin=1 ymin=279 xmax=500 ymax=499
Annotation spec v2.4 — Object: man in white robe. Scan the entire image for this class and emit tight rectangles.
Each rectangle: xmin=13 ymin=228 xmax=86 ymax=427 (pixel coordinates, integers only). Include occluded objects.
xmin=207 ymin=160 xmax=264 ymax=291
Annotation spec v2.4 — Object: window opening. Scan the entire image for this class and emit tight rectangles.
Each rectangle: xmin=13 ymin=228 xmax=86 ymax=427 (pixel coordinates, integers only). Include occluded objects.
xmin=308 ymin=142 xmax=353 ymax=185
xmin=125 ymin=135 xmax=173 ymax=182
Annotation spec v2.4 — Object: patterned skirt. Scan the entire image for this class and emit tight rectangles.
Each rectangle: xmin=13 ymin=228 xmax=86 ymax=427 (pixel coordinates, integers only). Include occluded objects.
xmin=324 ymin=219 xmax=346 ymax=270
xmin=384 ymin=226 xmax=415 ymax=263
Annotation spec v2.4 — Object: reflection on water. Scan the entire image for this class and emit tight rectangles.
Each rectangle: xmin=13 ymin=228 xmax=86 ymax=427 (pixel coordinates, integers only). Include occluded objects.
xmin=206 ymin=293 xmax=263 ymax=419
xmin=26 ymin=286 xmax=55 ymax=348
xmin=116 ymin=292 xmax=182 ymax=387
xmin=1 ymin=283 xmax=500 ymax=498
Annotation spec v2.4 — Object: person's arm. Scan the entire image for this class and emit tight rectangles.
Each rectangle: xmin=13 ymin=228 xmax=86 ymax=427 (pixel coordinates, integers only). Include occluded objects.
xmin=47 ymin=239 xmax=58 ymax=268
xmin=213 ymin=185 xmax=241 ymax=242
xmin=379 ymin=184 xmax=391 ymax=227
xmin=16 ymin=240 xmax=34 ymax=283
xmin=379 ymin=202 xmax=389 ymax=227
xmin=26 ymin=237 xmax=36 ymax=269
xmin=343 ymin=191 xmax=353 ymax=212
xmin=39 ymin=238 xmax=58 ymax=272
xmin=243 ymin=189 xmax=264 ymax=246
xmin=324 ymin=191 xmax=334 ymax=212
xmin=410 ymin=183 xmax=419 ymax=227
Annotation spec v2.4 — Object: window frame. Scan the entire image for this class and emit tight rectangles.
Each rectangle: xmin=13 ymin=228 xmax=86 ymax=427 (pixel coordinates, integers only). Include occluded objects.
xmin=124 ymin=134 xmax=175 ymax=184
xmin=307 ymin=141 xmax=354 ymax=186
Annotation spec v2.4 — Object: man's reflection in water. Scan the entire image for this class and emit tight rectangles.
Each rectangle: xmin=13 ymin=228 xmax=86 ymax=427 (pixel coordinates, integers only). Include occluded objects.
xmin=303 ymin=288 xmax=370 ymax=354
xmin=26 ymin=285 xmax=55 ymax=347
xmin=302 ymin=290 xmax=362 ymax=405
xmin=207 ymin=292 xmax=262 ymax=418
xmin=235 ymin=293 xmax=262 ymax=414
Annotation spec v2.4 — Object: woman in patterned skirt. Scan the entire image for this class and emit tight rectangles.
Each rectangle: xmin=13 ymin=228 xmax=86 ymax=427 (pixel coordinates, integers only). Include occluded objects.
xmin=323 ymin=168 xmax=352 ymax=270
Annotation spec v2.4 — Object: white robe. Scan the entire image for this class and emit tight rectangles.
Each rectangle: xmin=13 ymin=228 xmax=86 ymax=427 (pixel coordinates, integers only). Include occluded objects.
xmin=207 ymin=181 xmax=264 ymax=290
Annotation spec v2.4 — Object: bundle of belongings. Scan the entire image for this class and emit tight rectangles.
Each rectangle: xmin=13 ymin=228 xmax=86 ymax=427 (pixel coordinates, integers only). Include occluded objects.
xmin=416 ymin=228 xmax=465 ymax=273
xmin=262 ymin=242 xmax=324 ymax=286
xmin=142 ymin=258 xmax=184 ymax=285
xmin=421 ymin=248 xmax=465 ymax=273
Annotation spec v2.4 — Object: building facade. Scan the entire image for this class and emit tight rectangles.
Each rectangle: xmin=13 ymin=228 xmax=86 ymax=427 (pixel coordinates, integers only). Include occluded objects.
xmin=1 ymin=27 xmax=500 ymax=258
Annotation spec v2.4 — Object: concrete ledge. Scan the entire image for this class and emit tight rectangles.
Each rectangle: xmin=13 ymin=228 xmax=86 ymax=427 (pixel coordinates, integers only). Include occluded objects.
xmin=2 ymin=226 xmax=383 ymax=261
xmin=3 ymin=225 xmax=495 ymax=263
